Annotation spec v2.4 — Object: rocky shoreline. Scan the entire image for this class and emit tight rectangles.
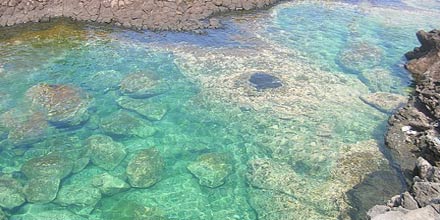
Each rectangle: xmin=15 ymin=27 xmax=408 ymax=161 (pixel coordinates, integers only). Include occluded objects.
xmin=368 ymin=30 xmax=440 ymax=219
xmin=0 ymin=0 xmax=279 ymax=31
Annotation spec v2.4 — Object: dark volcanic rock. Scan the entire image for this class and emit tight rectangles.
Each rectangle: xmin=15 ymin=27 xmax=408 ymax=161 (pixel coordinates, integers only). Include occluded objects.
xmin=0 ymin=0 xmax=281 ymax=31
xmin=249 ymin=72 xmax=282 ymax=90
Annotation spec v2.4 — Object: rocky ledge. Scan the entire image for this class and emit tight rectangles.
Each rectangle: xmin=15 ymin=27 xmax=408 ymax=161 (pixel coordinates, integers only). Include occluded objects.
xmin=0 ymin=0 xmax=279 ymax=31
xmin=368 ymin=30 xmax=440 ymax=219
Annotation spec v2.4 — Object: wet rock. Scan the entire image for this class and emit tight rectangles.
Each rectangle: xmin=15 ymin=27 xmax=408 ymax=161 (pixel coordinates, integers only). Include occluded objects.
xmin=91 ymin=173 xmax=130 ymax=196
xmin=0 ymin=176 xmax=25 ymax=209
xmin=25 ymin=83 xmax=91 ymax=126
xmin=370 ymin=205 xmax=440 ymax=220
xmin=126 ymin=148 xmax=164 ymax=188
xmin=360 ymin=92 xmax=407 ymax=113
xmin=21 ymin=153 xmax=73 ymax=179
xmin=24 ymin=177 xmax=60 ymax=204
xmin=116 ymin=96 xmax=168 ymax=121
xmin=187 ymin=153 xmax=232 ymax=188
xmin=100 ymin=110 xmax=157 ymax=138
xmin=412 ymin=182 xmax=440 ymax=207
xmin=246 ymin=158 xmax=299 ymax=196
xmin=119 ymin=72 xmax=169 ymax=98
xmin=360 ymin=68 xmax=401 ymax=93
xmin=83 ymin=70 xmax=123 ymax=92
xmin=86 ymin=135 xmax=127 ymax=171
xmin=248 ymin=72 xmax=282 ymax=90
xmin=54 ymin=181 xmax=102 ymax=215
xmin=101 ymin=200 xmax=167 ymax=220
xmin=0 ymin=109 xmax=50 ymax=146
xmin=338 ymin=41 xmax=383 ymax=72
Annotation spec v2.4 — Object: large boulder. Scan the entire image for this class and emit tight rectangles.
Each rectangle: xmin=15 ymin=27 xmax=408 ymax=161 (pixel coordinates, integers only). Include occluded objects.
xmin=338 ymin=41 xmax=383 ymax=73
xmin=25 ymin=83 xmax=91 ymax=126
xmin=412 ymin=182 xmax=440 ymax=207
xmin=116 ymin=96 xmax=168 ymax=121
xmin=0 ymin=109 xmax=49 ymax=146
xmin=21 ymin=153 xmax=73 ymax=179
xmin=24 ymin=177 xmax=60 ymax=204
xmin=100 ymin=110 xmax=157 ymax=138
xmin=91 ymin=173 xmax=130 ymax=196
xmin=86 ymin=135 xmax=127 ymax=170
xmin=126 ymin=148 xmax=164 ymax=188
xmin=187 ymin=153 xmax=232 ymax=188
xmin=0 ymin=176 xmax=25 ymax=209
xmin=119 ymin=72 xmax=169 ymax=98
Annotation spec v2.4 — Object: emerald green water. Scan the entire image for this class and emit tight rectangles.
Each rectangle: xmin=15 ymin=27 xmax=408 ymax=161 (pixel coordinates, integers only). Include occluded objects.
xmin=0 ymin=1 xmax=439 ymax=220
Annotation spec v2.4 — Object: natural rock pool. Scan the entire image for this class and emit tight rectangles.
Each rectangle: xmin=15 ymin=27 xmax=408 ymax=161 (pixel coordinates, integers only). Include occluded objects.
xmin=0 ymin=0 xmax=439 ymax=219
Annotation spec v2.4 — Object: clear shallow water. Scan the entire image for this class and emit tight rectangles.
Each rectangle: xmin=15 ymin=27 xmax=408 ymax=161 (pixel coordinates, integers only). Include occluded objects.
xmin=0 ymin=1 xmax=439 ymax=220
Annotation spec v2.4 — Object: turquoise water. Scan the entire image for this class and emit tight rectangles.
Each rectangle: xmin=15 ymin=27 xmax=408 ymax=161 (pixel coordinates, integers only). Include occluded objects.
xmin=0 ymin=1 xmax=439 ymax=220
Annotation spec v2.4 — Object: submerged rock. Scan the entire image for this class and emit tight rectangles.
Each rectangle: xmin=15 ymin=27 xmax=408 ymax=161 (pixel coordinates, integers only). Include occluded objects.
xmin=0 ymin=208 xmax=6 ymax=220
xmin=0 ymin=176 xmax=25 ymax=209
xmin=100 ymin=110 xmax=157 ymax=138
xmin=54 ymin=181 xmax=102 ymax=215
xmin=360 ymin=68 xmax=401 ymax=93
xmin=338 ymin=41 xmax=383 ymax=72
xmin=24 ymin=177 xmax=60 ymax=204
xmin=101 ymin=200 xmax=167 ymax=220
xmin=25 ymin=83 xmax=91 ymax=126
xmin=83 ymin=70 xmax=124 ymax=92
xmin=119 ymin=72 xmax=169 ymax=98
xmin=126 ymin=148 xmax=164 ymax=188
xmin=86 ymin=135 xmax=127 ymax=171
xmin=246 ymin=158 xmax=299 ymax=196
xmin=21 ymin=153 xmax=73 ymax=179
xmin=360 ymin=92 xmax=407 ymax=113
xmin=91 ymin=173 xmax=130 ymax=196
xmin=187 ymin=153 xmax=232 ymax=188
xmin=248 ymin=72 xmax=282 ymax=90
xmin=0 ymin=109 xmax=49 ymax=146
xmin=10 ymin=209 xmax=87 ymax=220
xmin=116 ymin=96 xmax=168 ymax=121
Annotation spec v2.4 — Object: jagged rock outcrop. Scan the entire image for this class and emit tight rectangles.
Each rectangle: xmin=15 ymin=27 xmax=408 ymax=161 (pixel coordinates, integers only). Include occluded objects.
xmin=368 ymin=30 xmax=440 ymax=220
xmin=0 ymin=0 xmax=281 ymax=31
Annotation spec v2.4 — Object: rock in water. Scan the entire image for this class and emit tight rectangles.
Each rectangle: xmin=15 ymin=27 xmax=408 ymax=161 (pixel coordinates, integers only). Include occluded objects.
xmin=101 ymin=200 xmax=167 ymax=220
xmin=360 ymin=68 xmax=401 ymax=93
xmin=119 ymin=72 xmax=169 ymax=98
xmin=338 ymin=41 xmax=383 ymax=73
xmin=92 ymin=173 xmax=130 ymax=196
xmin=24 ymin=177 xmax=60 ymax=204
xmin=0 ymin=176 xmax=25 ymax=209
xmin=100 ymin=110 xmax=157 ymax=138
xmin=0 ymin=109 xmax=49 ymax=146
xmin=126 ymin=148 xmax=164 ymax=188
xmin=86 ymin=135 xmax=127 ymax=171
xmin=249 ymin=72 xmax=282 ymax=90
xmin=21 ymin=153 xmax=73 ymax=179
xmin=54 ymin=181 xmax=102 ymax=215
xmin=0 ymin=208 xmax=6 ymax=220
xmin=9 ymin=209 xmax=87 ymax=220
xmin=360 ymin=92 xmax=407 ymax=113
xmin=25 ymin=83 xmax=91 ymax=126
xmin=116 ymin=96 xmax=168 ymax=121
xmin=187 ymin=153 xmax=232 ymax=188
xmin=83 ymin=70 xmax=123 ymax=93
